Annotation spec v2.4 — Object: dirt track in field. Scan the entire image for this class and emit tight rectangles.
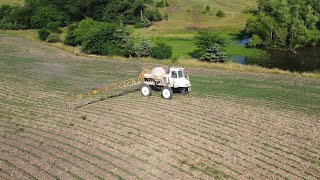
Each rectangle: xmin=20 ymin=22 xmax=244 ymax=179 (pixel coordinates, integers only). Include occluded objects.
xmin=0 ymin=35 xmax=320 ymax=179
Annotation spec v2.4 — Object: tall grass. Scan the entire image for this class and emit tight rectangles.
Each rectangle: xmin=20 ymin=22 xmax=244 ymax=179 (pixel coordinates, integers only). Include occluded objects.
xmin=0 ymin=0 xmax=24 ymax=6
xmin=178 ymin=59 xmax=320 ymax=78
xmin=150 ymin=37 xmax=196 ymax=59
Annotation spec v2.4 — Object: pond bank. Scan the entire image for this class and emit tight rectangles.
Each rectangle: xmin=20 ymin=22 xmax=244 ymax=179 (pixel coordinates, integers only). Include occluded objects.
xmin=232 ymin=38 xmax=320 ymax=73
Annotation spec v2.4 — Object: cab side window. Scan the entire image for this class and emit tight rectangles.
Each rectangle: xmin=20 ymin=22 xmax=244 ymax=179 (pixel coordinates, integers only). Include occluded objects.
xmin=171 ymin=71 xmax=177 ymax=78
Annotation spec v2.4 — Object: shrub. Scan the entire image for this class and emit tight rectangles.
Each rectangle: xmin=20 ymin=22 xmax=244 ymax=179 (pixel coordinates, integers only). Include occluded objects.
xmin=38 ymin=28 xmax=50 ymax=41
xmin=248 ymin=34 xmax=263 ymax=47
xmin=200 ymin=44 xmax=227 ymax=62
xmin=156 ymin=0 xmax=169 ymax=8
xmin=30 ymin=6 xmax=70 ymax=29
xmin=47 ymin=33 xmax=61 ymax=43
xmin=151 ymin=43 xmax=173 ymax=59
xmin=0 ymin=5 xmax=32 ymax=30
xmin=189 ymin=49 xmax=206 ymax=59
xmin=195 ymin=30 xmax=226 ymax=49
xmin=133 ymin=37 xmax=152 ymax=57
xmin=156 ymin=0 xmax=165 ymax=8
xmin=135 ymin=18 xmax=152 ymax=28
xmin=0 ymin=5 xmax=14 ymax=19
xmin=46 ymin=21 xmax=62 ymax=33
xmin=122 ymin=35 xmax=136 ymax=57
xmin=145 ymin=9 xmax=163 ymax=22
xmin=205 ymin=5 xmax=211 ymax=12
xmin=216 ymin=10 xmax=225 ymax=17
xmin=165 ymin=0 xmax=169 ymax=7
xmin=64 ymin=23 xmax=78 ymax=46
xmin=306 ymin=29 xmax=320 ymax=46
xmin=82 ymin=23 xmax=129 ymax=55
xmin=191 ymin=30 xmax=226 ymax=59
xmin=74 ymin=18 xmax=100 ymax=45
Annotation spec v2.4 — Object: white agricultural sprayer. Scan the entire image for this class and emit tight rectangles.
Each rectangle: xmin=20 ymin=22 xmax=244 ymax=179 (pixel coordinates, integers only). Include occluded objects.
xmin=141 ymin=67 xmax=191 ymax=99
xmin=69 ymin=66 xmax=191 ymax=108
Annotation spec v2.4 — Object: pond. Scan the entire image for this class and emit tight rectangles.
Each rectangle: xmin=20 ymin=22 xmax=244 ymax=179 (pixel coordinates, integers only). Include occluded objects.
xmin=232 ymin=40 xmax=320 ymax=73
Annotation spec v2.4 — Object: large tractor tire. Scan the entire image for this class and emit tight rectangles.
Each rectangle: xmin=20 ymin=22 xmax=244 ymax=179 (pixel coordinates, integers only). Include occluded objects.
xmin=161 ymin=87 xmax=173 ymax=100
xmin=141 ymin=84 xmax=152 ymax=97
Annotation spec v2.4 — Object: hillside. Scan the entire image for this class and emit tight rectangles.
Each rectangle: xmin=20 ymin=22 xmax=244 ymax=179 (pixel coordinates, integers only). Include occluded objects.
xmin=0 ymin=0 xmax=256 ymax=33
xmin=135 ymin=0 xmax=258 ymax=58
xmin=0 ymin=0 xmax=260 ymax=60
xmin=138 ymin=0 xmax=257 ymax=36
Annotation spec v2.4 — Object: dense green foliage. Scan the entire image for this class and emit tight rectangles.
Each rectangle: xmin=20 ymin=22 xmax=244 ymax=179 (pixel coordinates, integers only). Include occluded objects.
xmin=189 ymin=49 xmax=205 ymax=59
xmin=135 ymin=18 xmax=152 ymax=28
xmin=63 ymin=18 xmax=134 ymax=56
xmin=99 ymin=0 xmax=162 ymax=25
xmin=156 ymin=0 xmax=169 ymax=8
xmin=216 ymin=10 xmax=225 ymax=17
xmin=46 ymin=33 xmax=61 ymax=43
xmin=195 ymin=30 xmax=226 ymax=49
xmin=121 ymin=36 xmax=136 ymax=58
xmin=190 ymin=30 xmax=227 ymax=61
xmin=151 ymin=43 xmax=173 ymax=59
xmin=133 ymin=37 xmax=152 ymax=57
xmin=73 ymin=18 xmax=100 ymax=46
xmin=62 ymin=19 xmax=171 ymax=57
xmin=0 ymin=5 xmax=31 ymax=29
xmin=63 ymin=24 xmax=78 ymax=46
xmin=247 ymin=34 xmax=263 ymax=47
xmin=245 ymin=0 xmax=320 ymax=49
xmin=0 ymin=0 xmax=164 ymax=30
xmin=82 ymin=23 xmax=129 ymax=56
xmin=37 ymin=28 xmax=50 ymax=41
xmin=30 ymin=6 xmax=70 ymax=29
xmin=201 ymin=44 xmax=226 ymax=62
xmin=144 ymin=9 xmax=163 ymax=22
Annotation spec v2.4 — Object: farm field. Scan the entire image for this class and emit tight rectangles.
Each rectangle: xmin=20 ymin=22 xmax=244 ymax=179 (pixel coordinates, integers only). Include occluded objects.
xmin=0 ymin=35 xmax=320 ymax=179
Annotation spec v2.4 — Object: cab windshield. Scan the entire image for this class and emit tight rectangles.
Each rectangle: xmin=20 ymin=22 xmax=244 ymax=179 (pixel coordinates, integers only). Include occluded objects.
xmin=178 ymin=71 xmax=184 ymax=78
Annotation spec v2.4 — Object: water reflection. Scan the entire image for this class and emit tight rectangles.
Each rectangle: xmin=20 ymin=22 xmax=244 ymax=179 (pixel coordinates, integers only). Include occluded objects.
xmin=232 ymin=39 xmax=320 ymax=72
xmin=264 ymin=47 xmax=320 ymax=72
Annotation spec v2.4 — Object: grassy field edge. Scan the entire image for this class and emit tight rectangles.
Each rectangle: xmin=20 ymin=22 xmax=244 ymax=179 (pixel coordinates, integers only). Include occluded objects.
xmin=1 ymin=30 xmax=319 ymax=79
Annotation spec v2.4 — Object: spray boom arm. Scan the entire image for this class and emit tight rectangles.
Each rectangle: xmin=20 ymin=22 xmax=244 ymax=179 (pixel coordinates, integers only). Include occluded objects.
xmin=72 ymin=66 xmax=152 ymax=100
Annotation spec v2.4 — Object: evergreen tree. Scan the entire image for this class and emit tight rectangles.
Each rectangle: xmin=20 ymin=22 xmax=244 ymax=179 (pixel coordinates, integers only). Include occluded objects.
xmin=201 ymin=44 xmax=227 ymax=62
xmin=134 ymin=37 xmax=152 ymax=57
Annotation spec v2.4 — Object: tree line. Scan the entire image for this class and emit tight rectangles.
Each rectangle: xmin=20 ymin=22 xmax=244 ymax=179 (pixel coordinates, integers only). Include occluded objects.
xmin=246 ymin=0 xmax=320 ymax=50
xmin=0 ymin=0 xmax=164 ymax=30
xmin=1 ymin=0 xmax=319 ymax=61
xmin=0 ymin=0 xmax=173 ymax=60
